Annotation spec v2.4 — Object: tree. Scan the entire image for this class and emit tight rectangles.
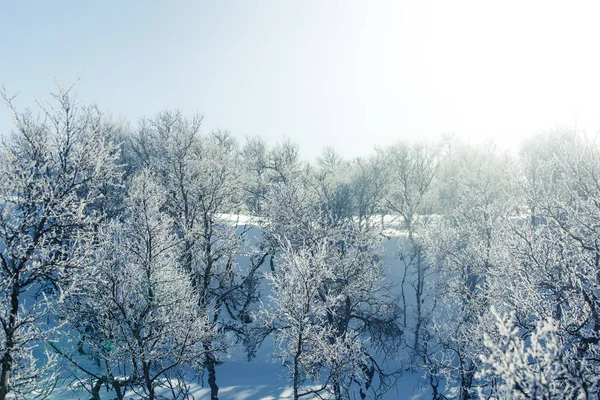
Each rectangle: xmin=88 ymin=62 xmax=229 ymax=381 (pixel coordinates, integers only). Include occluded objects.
xmin=0 ymin=84 xmax=120 ymax=399
xmin=259 ymin=235 xmax=401 ymax=400
xmin=259 ymin=242 xmax=359 ymax=400
xmin=479 ymin=310 xmax=580 ymax=399
xmin=350 ymin=154 xmax=389 ymax=231
xmin=259 ymin=167 xmax=402 ymax=399
xmin=381 ymin=141 xmax=439 ymax=364
xmin=266 ymin=139 xmax=303 ymax=185
xmin=421 ymin=142 xmax=517 ymax=399
xmin=241 ymin=136 xmax=269 ymax=215
xmin=129 ymin=111 xmax=263 ymax=400
xmin=518 ymin=129 xmax=579 ymax=226
xmin=476 ymin=131 xmax=600 ymax=399
xmin=314 ymin=147 xmax=354 ymax=225
xmin=57 ymin=171 xmax=217 ymax=400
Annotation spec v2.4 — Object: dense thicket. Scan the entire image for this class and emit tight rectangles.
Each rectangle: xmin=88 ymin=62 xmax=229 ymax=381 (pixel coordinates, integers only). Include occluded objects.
xmin=1 ymin=86 xmax=599 ymax=399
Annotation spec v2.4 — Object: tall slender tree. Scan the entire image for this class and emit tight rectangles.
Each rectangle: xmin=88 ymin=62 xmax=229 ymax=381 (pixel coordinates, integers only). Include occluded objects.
xmin=0 ymin=84 xmax=120 ymax=399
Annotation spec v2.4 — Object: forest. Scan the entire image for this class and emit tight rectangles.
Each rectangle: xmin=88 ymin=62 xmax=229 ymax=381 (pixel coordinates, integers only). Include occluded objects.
xmin=0 ymin=84 xmax=598 ymax=400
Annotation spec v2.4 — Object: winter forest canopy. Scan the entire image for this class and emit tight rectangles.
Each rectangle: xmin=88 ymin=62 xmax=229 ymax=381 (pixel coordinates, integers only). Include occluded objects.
xmin=1 ymin=84 xmax=600 ymax=400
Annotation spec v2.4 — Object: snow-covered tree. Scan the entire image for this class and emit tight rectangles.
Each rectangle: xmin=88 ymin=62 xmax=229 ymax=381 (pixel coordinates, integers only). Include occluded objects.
xmin=57 ymin=171 xmax=218 ymax=400
xmin=0 ymin=84 xmax=120 ymax=399
xmin=475 ymin=131 xmax=600 ymax=399
xmin=266 ymin=139 xmax=303 ymax=185
xmin=260 ymin=166 xmax=402 ymax=398
xmin=241 ymin=136 xmax=269 ymax=216
xmin=422 ymin=143 xmax=517 ymax=399
xmin=313 ymin=147 xmax=354 ymax=225
xmin=129 ymin=112 xmax=263 ymax=399
xmin=259 ymin=243 xmax=363 ymax=400
xmin=381 ymin=141 xmax=439 ymax=364
xmin=350 ymin=154 xmax=389 ymax=231
xmin=478 ymin=309 xmax=578 ymax=399
xmin=259 ymin=234 xmax=401 ymax=400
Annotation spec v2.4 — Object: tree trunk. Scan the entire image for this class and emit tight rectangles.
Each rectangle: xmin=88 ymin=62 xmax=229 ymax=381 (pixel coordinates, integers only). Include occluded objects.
xmin=0 ymin=350 xmax=12 ymax=400
xmin=91 ymin=377 xmax=104 ymax=400
xmin=142 ymin=361 xmax=155 ymax=400
xmin=0 ymin=280 xmax=19 ymax=400
xmin=204 ymin=344 xmax=219 ymax=400
xmin=107 ymin=365 xmax=124 ymax=400
xmin=293 ymin=333 xmax=302 ymax=400
xmin=413 ymin=246 xmax=424 ymax=357
xmin=113 ymin=381 xmax=124 ymax=400
xmin=332 ymin=378 xmax=341 ymax=399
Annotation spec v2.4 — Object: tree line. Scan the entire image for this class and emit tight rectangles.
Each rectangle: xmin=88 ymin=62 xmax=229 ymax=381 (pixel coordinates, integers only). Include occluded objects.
xmin=0 ymin=84 xmax=598 ymax=399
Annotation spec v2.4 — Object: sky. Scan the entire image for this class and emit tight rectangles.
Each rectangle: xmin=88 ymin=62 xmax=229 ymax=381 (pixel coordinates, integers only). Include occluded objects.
xmin=2 ymin=0 xmax=600 ymax=160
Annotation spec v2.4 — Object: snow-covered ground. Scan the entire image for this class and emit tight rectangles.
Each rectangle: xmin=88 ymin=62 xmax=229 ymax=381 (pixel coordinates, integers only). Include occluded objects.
xmin=51 ymin=363 xmax=431 ymax=399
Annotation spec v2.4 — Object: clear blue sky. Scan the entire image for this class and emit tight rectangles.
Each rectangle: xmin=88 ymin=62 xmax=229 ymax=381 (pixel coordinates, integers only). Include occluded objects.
xmin=2 ymin=0 xmax=600 ymax=159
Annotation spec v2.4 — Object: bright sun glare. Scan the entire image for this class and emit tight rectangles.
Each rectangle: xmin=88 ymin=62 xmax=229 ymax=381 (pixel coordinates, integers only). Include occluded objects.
xmin=355 ymin=0 xmax=600 ymax=151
